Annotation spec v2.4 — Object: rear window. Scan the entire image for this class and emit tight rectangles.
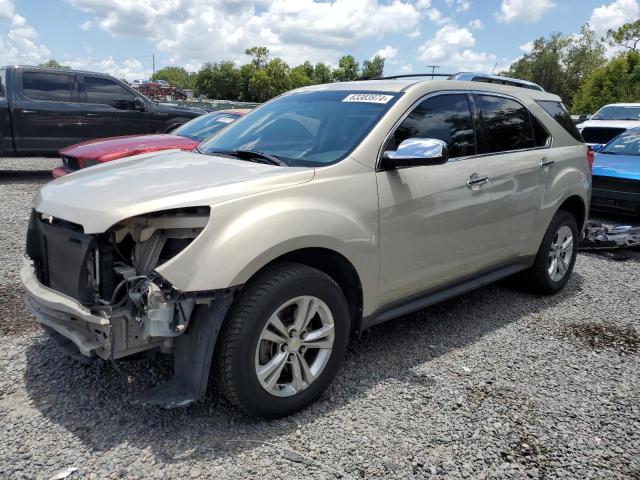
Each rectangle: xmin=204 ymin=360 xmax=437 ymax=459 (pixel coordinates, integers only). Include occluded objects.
xmin=22 ymin=72 xmax=74 ymax=102
xmin=537 ymin=101 xmax=584 ymax=142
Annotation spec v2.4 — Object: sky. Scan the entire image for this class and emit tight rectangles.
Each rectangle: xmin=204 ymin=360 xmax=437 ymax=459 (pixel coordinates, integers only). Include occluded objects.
xmin=0 ymin=0 xmax=638 ymax=81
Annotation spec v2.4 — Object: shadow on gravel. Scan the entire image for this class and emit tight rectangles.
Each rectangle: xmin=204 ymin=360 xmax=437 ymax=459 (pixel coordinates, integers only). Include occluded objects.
xmin=21 ymin=273 xmax=584 ymax=465
xmin=0 ymin=170 xmax=52 ymax=184
xmin=0 ymin=283 xmax=40 ymax=336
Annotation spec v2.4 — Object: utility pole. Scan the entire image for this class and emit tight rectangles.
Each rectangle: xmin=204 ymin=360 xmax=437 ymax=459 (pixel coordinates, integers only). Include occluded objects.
xmin=427 ymin=65 xmax=439 ymax=79
xmin=152 ymin=52 xmax=155 ymax=78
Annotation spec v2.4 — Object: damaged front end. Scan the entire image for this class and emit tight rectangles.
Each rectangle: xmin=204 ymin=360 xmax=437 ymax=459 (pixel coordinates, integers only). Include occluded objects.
xmin=22 ymin=207 xmax=234 ymax=407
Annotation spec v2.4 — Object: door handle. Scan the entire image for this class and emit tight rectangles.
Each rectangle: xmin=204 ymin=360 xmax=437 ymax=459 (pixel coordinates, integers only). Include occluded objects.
xmin=85 ymin=113 xmax=100 ymax=117
xmin=541 ymin=157 xmax=555 ymax=169
xmin=21 ymin=109 xmax=36 ymax=114
xmin=466 ymin=173 xmax=489 ymax=190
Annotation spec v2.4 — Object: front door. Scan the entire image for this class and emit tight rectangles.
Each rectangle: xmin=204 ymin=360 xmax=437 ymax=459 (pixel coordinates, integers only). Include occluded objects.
xmin=78 ymin=74 xmax=152 ymax=140
xmin=377 ymin=93 xmax=495 ymax=306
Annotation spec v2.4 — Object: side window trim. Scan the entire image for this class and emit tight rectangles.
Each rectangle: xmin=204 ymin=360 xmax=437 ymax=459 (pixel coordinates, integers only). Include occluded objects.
xmin=376 ymin=90 xmax=478 ymax=170
xmin=20 ymin=70 xmax=78 ymax=103
xmin=472 ymin=90 xmax=552 ymax=156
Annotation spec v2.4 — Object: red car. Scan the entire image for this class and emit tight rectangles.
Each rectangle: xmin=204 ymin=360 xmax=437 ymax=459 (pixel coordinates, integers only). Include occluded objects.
xmin=52 ymin=109 xmax=248 ymax=178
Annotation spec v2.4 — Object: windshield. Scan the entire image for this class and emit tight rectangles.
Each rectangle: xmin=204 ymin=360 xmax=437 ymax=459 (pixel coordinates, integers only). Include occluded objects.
xmin=199 ymin=90 xmax=400 ymax=166
xmin=602 ymin=129 xmax=640 ymax=156
xmin=592 ymin=105 xmax=640 ymax=121
xmin=173 ymin=112 xmax=241 ymax=142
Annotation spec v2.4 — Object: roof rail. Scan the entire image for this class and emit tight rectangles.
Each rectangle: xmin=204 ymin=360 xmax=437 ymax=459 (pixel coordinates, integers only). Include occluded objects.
xmin=373 ymin=71 xmax=544 ymax=92
xmin=450 ymin=72 xmax=545 ymax=91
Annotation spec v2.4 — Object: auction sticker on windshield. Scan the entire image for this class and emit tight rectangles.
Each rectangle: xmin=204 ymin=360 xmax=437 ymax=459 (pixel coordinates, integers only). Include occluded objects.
xmin=342 ymin=93 xmax=394 ymax=104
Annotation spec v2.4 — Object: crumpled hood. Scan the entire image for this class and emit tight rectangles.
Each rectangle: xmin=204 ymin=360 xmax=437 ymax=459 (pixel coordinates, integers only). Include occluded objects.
xmin=60 ymin=134 xmax=198 ymax=161
xmin=577 ymin=119 xmax=640 ymax=130
xmin=35 ymin=150 xmax=314 ymax=233
xmin=593 ymin=152 xmax=640 ymax=181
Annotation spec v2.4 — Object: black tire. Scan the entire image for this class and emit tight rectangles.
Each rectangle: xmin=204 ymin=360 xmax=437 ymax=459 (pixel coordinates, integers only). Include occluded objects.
xmin=215 ymin=262 xmax=350 ymax=418
xmin=524 ymin=209 xmax=579 ymax=295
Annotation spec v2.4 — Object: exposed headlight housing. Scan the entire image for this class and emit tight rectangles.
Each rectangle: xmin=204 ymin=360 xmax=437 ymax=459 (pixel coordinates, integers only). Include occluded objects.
xmin=111 ymin=206 xmax=210 ymax=274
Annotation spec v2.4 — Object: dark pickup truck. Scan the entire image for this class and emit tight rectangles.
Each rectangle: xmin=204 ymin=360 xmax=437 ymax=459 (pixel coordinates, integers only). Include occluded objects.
xmin=0 ymin=66 xmax=202 ymax=156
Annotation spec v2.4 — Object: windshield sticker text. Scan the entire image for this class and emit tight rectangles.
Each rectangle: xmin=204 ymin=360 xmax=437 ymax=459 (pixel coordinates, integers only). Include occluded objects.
xmin=342 ymin=94 xmax=393 ymax=104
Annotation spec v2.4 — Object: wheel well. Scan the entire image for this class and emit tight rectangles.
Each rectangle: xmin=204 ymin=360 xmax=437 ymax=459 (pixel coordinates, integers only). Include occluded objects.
xmin=558 ymin=195 xmax=586 ymax=230
xmin=263 ymin=248 xmax=364 ymax=335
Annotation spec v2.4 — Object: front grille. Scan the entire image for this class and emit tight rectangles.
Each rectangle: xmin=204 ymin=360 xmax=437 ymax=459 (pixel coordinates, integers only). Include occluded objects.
xmin=62 ymin=155 xmax=80 ymax=171
xmin=581 ymin=127 xmax=626 ymax=144
xmin=26 ymin=211 xmax=116 ymax=304
xmin=592 ymin=175 xmax=640 ymax=194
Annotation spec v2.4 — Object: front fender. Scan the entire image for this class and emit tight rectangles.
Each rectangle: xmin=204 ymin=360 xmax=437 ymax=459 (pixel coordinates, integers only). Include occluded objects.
xmin=157 ymin=163 xmax=380 ymax=313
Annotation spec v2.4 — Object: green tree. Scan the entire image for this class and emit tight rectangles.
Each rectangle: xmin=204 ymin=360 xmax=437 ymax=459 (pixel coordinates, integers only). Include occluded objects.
xmin=245 ymin=46 xmax=269 ymax=69
xmin=38 ymin=59 xmax=70 ymax=69
xmin=313 ymin=63 xmax=333 ymax=84
xmin=605 ymin=19 xmax=640 ymax=52
xmin=502 ymin=25 xmax=604 ymax=109
xmin=265 ymin=58 xmax=291 ymax=96
xmin=290 ymin=65 xmax=313 ymax=89
xmin=333 ymin=55 xmax=359 ymax=81
xmin=361 ymin=55 xmax=385 ymax=79
xmin=193 ymin=61 xmax=241 ymax=100
xmin=238 ymin=63 xmax=257 ymax=101
xmin=152 ymin=66 xmax=194 ymax=89
xmin=248 ymin=69 xmax=272 ymax=102
xmin=572 ymin=51 xmax=640 ymax=114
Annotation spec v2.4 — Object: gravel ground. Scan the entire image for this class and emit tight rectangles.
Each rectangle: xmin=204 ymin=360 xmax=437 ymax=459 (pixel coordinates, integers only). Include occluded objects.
xmin=1 ymin=158 xmax=639 ymax=480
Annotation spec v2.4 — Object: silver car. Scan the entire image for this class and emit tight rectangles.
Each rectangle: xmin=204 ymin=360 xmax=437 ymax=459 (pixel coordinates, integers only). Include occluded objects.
xmin=22 ymin=75 xmax=591 ymax=417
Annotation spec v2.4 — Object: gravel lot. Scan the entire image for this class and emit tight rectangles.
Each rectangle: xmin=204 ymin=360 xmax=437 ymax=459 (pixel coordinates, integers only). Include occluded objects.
xmin=1 ymin=158 xmax=639 ymax=480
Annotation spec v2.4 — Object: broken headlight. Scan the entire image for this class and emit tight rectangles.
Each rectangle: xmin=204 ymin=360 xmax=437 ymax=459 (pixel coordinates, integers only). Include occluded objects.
xmin=111 ymin=206 xmax=210 ymax=275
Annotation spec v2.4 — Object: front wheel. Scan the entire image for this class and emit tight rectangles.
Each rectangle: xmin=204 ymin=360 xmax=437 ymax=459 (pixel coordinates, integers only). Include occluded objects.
xmin=524 ymin=210 xmax=579 ymax=294
xmin=215 ymin=263 xmax=350 ymax=418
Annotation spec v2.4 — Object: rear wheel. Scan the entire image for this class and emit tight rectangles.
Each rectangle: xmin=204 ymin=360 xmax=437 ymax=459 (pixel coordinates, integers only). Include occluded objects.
xmin=215 ymin=263 xmax=349 ymax=418
xmin=524 ymin=210 xmax=579 ymax=294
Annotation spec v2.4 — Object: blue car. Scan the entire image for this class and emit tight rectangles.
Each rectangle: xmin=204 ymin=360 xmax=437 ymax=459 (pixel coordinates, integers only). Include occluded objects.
xmin=591 ymin=127 xmax=640 ymax=215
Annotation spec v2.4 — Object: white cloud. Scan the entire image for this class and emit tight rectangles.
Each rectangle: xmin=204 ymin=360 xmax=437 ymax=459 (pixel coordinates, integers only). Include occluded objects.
xmin=519 ymin=41 xmax=534 ymax=53
xmin=373 ymin=45 xmax=398 ymax=61
xmin=399 ymin=63 xmax=413 ymax=73
xmin=66 ymin=56 xmax=152 ymax=81
xmin=468 ymin=18 xmax=483 ymax=30
xmin=79 ymin=20 xmax=93 ymax=31
xmin=68 ymin=0 xmax=429 ymax=67
xmin=589 ymin=0 xmax=640 ymax=38
xmin=0 ymin=1 xmax=50 ymax=65
xmin=417 ymin=24 xmax=497 ymax=72
xmin=495 ymin=0 xmax=555 ymax=23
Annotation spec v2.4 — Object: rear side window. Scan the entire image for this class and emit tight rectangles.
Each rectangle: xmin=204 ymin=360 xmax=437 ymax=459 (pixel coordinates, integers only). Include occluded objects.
xmin=22 ymin=72 xmax=74 ymax=102
xmin=531 ymin=114 xmax=550 ymax=147
xmin=83 ymin=76 xmax=136 ymax=108
xmin=537 ymin=101 xmax=584 ymax=142
xmin=478 ymin=95 xmax=535 ymax=153
xmin=392 ymin=94 xmax=476 ymax=158
xmin=0 ymin=70 xmax=4 ymax=97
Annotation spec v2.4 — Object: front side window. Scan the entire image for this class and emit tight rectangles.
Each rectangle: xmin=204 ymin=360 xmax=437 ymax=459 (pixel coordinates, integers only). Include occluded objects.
xmin=391 ymin=94 xmax=476 ymax=158
xmin=22 ymin=72 xmax=74 ymax=102
xmin=173 ymin=112 xmax=240 ymax=142
xmin=83 ymin=76 xmax=136 ymax=108
xmin=601 ymin=129 xmax=640 ymax=156
xmin=199 ymin=90 xmax=400 ymax=166
xmin=478 ymin=95 xmax=535 ymax=153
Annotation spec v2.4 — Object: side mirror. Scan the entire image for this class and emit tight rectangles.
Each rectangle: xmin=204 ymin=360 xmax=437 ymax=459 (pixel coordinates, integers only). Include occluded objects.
xmin=590 ymin=144 xmax=604 ymax=152
xmin=382 ymin=138 xmax=449 ymax=169
xmin=134 ymin=97 xmax=146 ymax=112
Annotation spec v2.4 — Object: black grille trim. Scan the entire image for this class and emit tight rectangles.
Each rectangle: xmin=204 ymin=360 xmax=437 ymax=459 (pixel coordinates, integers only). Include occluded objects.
xmin=581 ymin=127 xmax=627 ymax=144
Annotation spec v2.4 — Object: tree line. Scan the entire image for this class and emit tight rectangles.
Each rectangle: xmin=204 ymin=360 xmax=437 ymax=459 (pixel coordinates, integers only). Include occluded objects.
xmin=150 ymin=48 xmax=385 ymax=103
xmin=502 ymin=20 xmax=640 ymax=114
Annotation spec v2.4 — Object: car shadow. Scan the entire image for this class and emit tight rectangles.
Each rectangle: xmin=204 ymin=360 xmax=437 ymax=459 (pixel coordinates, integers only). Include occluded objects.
xmin=22 ymin=272 xmax=584 ymax=464
xmin=0 ymin=170 xmax=52 ymax=184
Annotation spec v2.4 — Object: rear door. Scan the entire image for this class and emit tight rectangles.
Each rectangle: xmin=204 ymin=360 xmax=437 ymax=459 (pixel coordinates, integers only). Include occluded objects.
xmin=474 ymin=93 xmax=550 ymax=262
xmin=77 ymin=74 xmax=152 ymax=140
xmin=12 ymin=69 xmax=83 ymax=153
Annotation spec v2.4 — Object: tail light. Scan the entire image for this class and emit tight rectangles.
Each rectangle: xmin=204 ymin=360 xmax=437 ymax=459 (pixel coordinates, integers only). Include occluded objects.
xmin=586 ymin=147 xmax=594 ymax=174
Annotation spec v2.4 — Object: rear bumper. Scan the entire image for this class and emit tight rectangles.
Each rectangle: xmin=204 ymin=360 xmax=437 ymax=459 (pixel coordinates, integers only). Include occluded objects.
xmin=591 ymin=182 xmax=640 ymax=215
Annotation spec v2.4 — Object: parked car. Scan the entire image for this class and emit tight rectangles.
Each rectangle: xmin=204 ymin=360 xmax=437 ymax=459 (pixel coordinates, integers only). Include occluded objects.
xmin=577 ymin=103 xmax=640 ymax=146
xmin=22 ymin=74 xmax=590 ymax=418
xmin=0 ymin=66 xmax=202 ymax=156
xmin=52 ymin=109 xmax=248 ymax=177
xmin=590 ymin=127 xmax=640 ymax=215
